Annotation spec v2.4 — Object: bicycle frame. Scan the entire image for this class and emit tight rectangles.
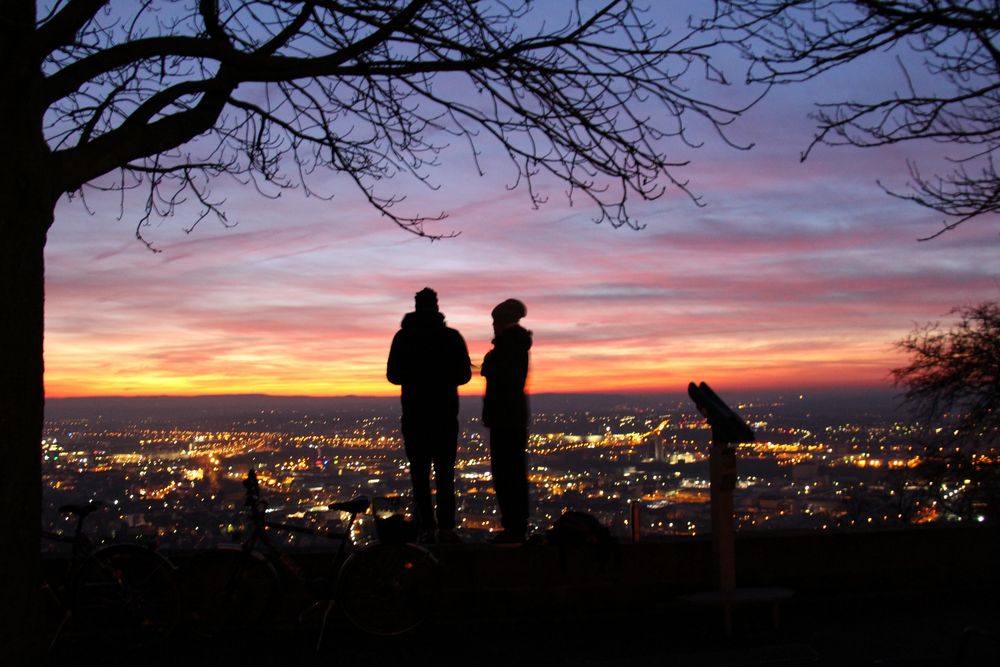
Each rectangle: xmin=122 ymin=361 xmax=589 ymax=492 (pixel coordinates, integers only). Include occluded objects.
xmin=188 ymin=469 xmax=437 ymax=648
xmin=241 ymin=469 xmax=366 ymax=570
xmin=42 ymin=501 xmax=179 ymax=653
xmin=191 ymin=470 xmax=371 ymax=628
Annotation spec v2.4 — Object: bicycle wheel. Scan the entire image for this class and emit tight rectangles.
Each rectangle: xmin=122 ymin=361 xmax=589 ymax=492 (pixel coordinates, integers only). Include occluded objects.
xmin=335 ymin=542 xmax=439 ymax=635
xmin=74 ymin=543 xmax=180 ymax=645
xmin=185 ymin=548 xmax=280 ymax=635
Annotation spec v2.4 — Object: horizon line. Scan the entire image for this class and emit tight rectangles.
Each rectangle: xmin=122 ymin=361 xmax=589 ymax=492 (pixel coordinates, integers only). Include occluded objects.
xmin=47 ymin=384 xmax=900 ymax=401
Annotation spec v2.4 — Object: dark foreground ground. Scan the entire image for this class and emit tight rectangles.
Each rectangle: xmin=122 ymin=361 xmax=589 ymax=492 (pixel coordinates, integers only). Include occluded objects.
xmin=46 ymin=526 xmax=1000 ymax=666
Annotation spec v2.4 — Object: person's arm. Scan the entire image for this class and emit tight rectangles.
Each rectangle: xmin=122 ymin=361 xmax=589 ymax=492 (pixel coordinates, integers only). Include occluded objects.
xmin=487 ymin=338 xmax=526 ymax=392
xmin=387 ymin=331 xmax=406 ymax=385
xmin=453 ymin=331 xmax=472 ymax=386
xmin=497 ymin=345 xmax=528 ymax=392
xmin=512 ymin=345 xmax=529 ymax=390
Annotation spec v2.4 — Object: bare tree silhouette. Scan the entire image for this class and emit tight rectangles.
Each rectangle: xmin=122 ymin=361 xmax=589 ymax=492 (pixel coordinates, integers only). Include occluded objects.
xmin=1 ymin=2 xmax=751 ymax=658
xmin=893 ymin=302 xmax=1000 ymax=441
xmin=706 ymin=0 xmax=1000 ymax=239
xmin=892 ymin=302 xmax=1000 ymax=524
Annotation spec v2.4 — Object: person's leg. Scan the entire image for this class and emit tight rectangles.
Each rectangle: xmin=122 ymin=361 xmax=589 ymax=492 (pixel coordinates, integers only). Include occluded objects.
xmin=490 ymin=426 xmax=528 ymax=537
xmin=403 ymin=421 xmax=435 ymax=533
xmin=489 ymin=427 xmax=510 ymax=532
xmin=506 ymin=426 xmax=529 ymax=534
xmin=431 ymin=418 xmax=459 ymax=531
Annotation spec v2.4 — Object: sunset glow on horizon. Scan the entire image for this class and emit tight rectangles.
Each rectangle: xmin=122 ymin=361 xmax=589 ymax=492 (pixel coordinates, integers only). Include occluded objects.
xmin=41 ymin=7 xmax=998 ymax=401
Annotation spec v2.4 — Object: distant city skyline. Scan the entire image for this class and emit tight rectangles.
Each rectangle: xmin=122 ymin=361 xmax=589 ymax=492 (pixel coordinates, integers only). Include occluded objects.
xmin=42 ymin=5 xmax=998 ymax=399
xmin=42 ymin=386 xmax=932 ymax=549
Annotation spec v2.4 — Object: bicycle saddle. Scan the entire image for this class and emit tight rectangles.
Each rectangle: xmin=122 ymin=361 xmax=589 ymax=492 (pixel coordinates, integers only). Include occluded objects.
xmin=329 ymin=496 xmax=370 ymax=515
xmin=58 ymin=500 xmax=105 ymax=517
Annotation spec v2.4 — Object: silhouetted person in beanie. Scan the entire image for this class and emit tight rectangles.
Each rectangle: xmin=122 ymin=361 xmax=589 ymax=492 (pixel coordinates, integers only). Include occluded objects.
xmin=482 ymin=298 xmax=532 ymax=544
xmin=388 ymin=288 xmax=471 ymax=543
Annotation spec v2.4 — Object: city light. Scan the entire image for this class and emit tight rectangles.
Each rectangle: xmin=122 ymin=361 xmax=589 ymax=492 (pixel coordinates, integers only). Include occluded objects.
xmin=42 ymin=393 xmax=995 ymax=550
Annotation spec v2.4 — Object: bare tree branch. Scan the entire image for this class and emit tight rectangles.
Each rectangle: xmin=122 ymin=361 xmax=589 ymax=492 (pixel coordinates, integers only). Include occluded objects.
xmin=37 ymin=0 xmax=753 ymax=241
xmin=707 ymin=0 xmax=1000 ymax=237
xmin=34 ymin=0 xmax=109 ymax=58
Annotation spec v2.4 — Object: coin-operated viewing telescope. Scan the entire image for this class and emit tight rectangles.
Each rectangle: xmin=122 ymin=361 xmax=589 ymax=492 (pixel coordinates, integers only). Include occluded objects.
xmin=688 ymin=381 xmax=754 ymax=445
xmin=687 ymin=382 xmax=754 ymax=593
xmin=684 ymin=382 xmax=793 ymax=635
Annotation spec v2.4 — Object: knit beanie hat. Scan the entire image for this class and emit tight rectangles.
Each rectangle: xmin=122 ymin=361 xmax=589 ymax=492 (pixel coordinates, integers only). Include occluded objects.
xmin=491 ymin=298 xmax=527 ymax=325
xmin=415 ymin=287 xmax=439 ymax=312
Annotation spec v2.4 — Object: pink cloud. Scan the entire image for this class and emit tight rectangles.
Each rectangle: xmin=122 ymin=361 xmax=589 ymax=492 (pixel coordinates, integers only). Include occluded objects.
xmin=42 ymin=32 xmax=1000 ymax=398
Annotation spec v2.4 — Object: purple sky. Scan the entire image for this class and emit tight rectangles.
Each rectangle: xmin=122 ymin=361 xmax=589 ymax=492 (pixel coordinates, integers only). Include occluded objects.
xmin=42 ymin=4 xmax=999 ymax=398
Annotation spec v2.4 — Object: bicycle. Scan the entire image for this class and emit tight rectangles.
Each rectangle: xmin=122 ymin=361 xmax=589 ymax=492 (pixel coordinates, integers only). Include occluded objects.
xmin=42 ymin=500 xmax=180 ymax=654
xmin=186 ymin=469 xmax=440 ymax=646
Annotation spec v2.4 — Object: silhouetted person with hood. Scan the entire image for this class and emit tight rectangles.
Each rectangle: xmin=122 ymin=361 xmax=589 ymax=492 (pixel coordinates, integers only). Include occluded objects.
xmin=482 ymin=298 xmax=532 ymax=544
xmin=387 ymin=288 xmax=471 ymax=543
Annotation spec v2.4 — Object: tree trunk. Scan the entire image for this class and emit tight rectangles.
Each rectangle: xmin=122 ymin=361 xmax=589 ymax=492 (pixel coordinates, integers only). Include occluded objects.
xmin=0 ymin=185 xmax=51 ymax=663
xmin=1 ymin=4 xmax=57 ymax=658
xmin=0 ymin=181 xmax=53 ymax=664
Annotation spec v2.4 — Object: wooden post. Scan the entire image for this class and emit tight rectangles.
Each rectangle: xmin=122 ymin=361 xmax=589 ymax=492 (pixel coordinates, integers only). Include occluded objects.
xmin=709 ymin=440 xmax=737 ymax=592
xmin=679 ymin=388 xmax=794 ymax=636
xmin=688 ymin=382 xmax=753 ymax=595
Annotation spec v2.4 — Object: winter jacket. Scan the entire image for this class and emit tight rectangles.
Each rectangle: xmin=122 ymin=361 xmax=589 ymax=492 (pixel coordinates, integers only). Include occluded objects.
xmin=387 ymin=311 xmax=471 ymax=418
xmin=481 ymin=325 xmax=532 ymax=429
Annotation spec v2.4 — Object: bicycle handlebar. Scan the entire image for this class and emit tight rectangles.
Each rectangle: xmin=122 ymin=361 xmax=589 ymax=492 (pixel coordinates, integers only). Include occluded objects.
xmin=242 ymin=470 xmax=369 ymax=543
xmin=328 ymin=496 xmax=370 ymax=515
xmin=58 ymin=501 xmax=105 ymax=518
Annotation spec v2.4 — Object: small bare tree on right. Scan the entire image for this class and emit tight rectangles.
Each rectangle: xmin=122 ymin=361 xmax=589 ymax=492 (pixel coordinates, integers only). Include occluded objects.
xmin=892 ymin=302 xmax=1000 ymax=522
xmin=893 ymin=302 xmax=1000 ymax=443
